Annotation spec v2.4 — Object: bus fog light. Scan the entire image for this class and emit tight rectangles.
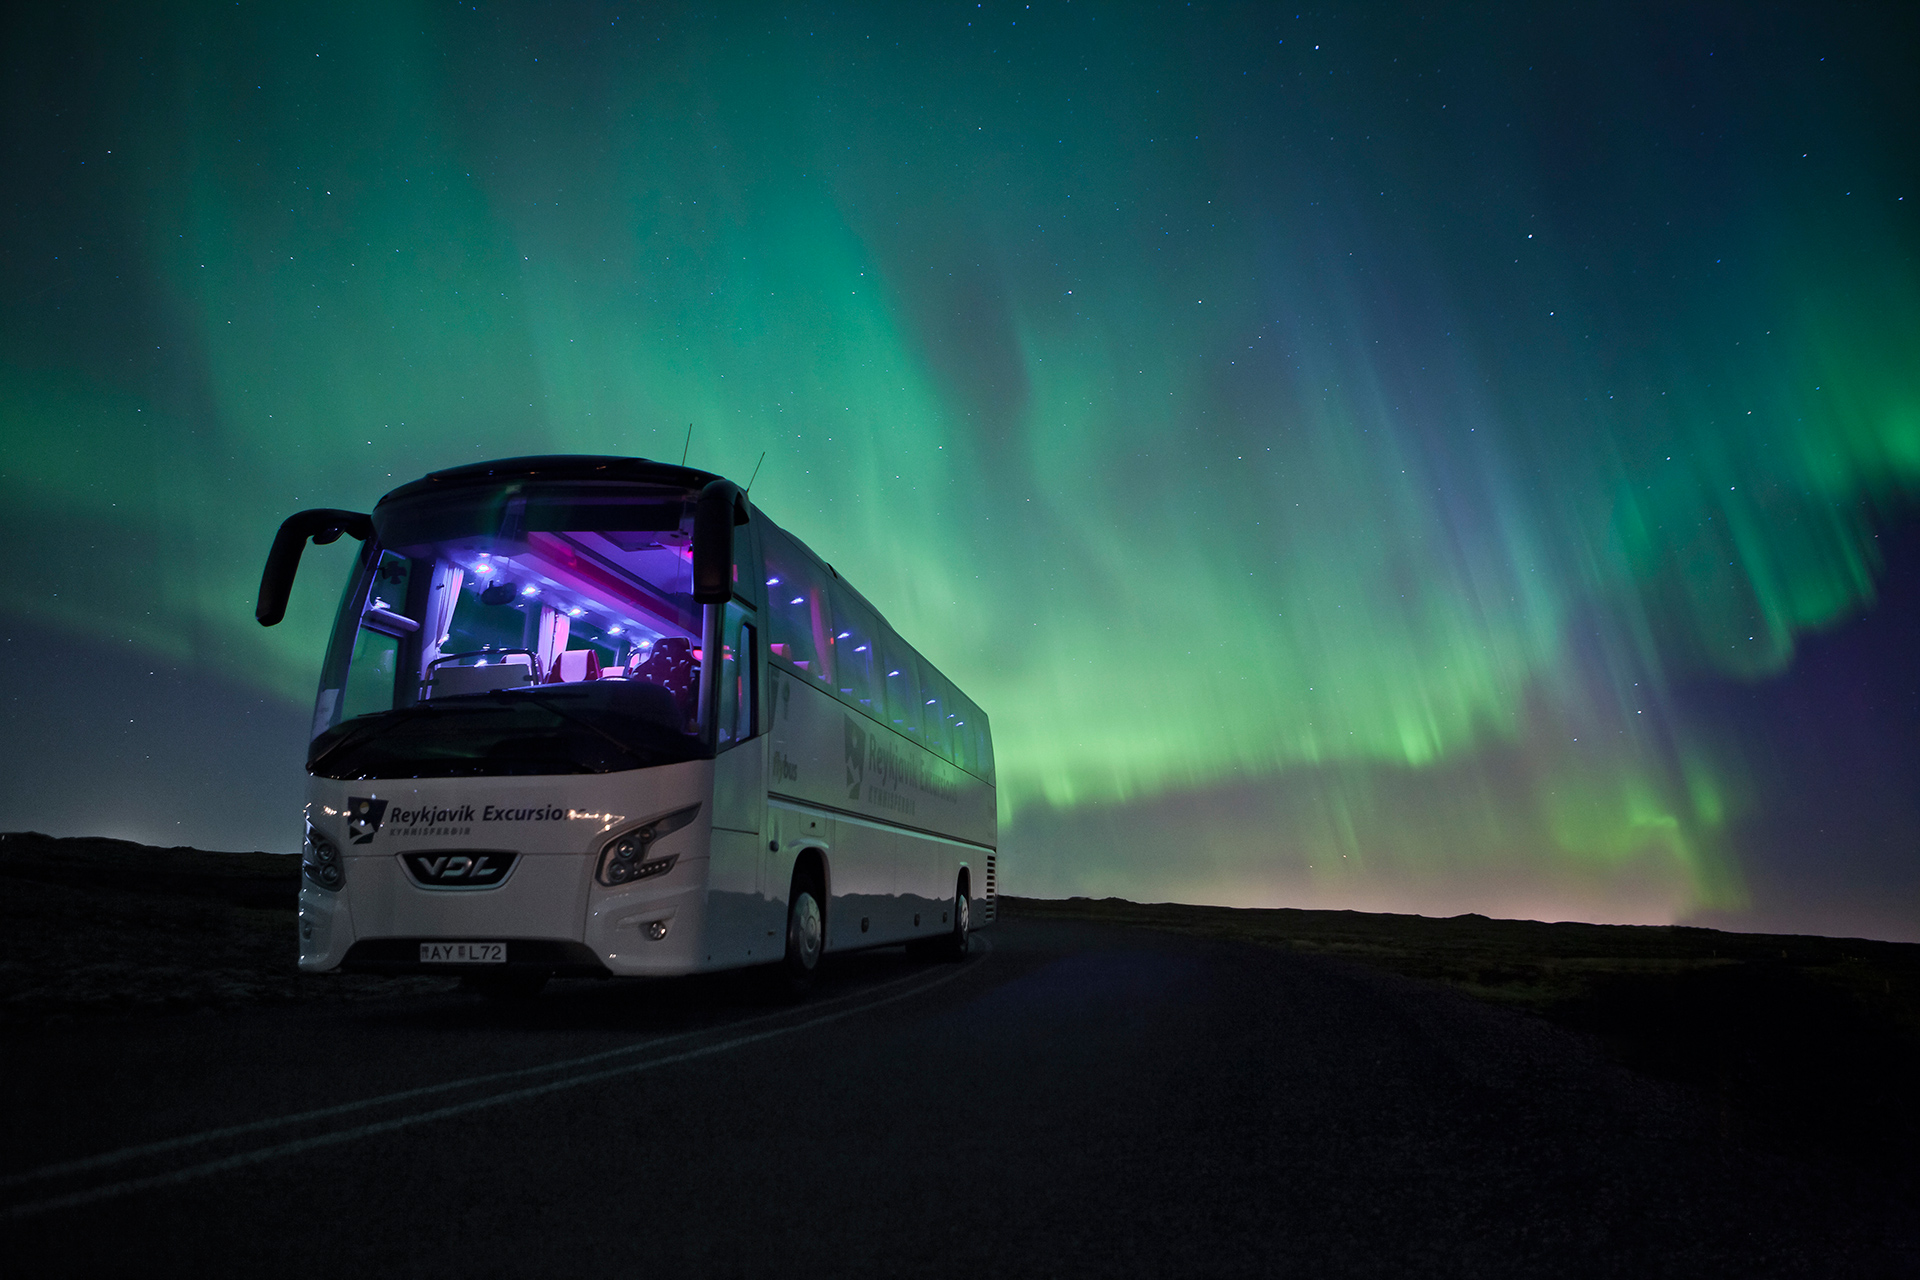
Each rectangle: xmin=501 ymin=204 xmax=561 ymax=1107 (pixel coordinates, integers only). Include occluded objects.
xmin=645 ymin=920 xmax=670 ymax=941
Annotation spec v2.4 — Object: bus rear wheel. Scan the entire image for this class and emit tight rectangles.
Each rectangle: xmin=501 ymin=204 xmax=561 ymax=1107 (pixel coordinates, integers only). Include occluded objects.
xmin=911 ymin=886 xmax=971 ymax=962
xmin=945 ymin=889 xmax=971 ymax=961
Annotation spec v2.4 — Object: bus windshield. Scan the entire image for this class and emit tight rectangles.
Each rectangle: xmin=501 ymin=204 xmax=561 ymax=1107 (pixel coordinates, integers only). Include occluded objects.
xmin=307 ymin=480 xmax=714 ymax=779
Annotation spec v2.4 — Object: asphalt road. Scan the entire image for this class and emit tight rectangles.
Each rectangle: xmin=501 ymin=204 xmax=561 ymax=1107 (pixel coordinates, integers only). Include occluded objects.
xmin=3 ymin=916 xmax=1914 ymax=1277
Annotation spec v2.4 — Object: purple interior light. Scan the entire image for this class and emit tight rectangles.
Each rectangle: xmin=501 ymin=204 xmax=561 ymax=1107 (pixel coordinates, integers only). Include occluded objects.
xmin=854 ymin=645 xmax=868 ymax=653
xmin=766 ymin=577 xmax=781 ymax=586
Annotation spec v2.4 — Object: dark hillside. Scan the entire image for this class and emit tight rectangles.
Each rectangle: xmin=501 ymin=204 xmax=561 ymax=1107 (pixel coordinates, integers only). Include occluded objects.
xmin=0 ymin=832 xmax=452 ymax=1019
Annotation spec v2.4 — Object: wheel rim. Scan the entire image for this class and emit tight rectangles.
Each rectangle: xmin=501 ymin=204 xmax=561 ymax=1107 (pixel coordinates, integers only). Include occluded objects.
xmin=955 ymin=892 xmax=970 ymax=953
xmin=789 ymin=891 xmax=822 ymax=971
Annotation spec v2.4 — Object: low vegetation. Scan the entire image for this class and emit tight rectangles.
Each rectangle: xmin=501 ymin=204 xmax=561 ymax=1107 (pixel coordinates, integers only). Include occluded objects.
xmin=0 ymin=831 xmax=454 ymax=1019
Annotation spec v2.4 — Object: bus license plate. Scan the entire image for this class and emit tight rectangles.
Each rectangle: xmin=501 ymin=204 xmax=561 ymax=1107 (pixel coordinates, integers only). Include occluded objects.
xmin=420 ymin=942 xmax=506 ymax=964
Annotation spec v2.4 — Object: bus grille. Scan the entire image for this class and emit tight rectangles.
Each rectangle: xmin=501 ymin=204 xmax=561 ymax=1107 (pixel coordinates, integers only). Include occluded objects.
xmin=982 ymin=853 xmax=996 ymax=922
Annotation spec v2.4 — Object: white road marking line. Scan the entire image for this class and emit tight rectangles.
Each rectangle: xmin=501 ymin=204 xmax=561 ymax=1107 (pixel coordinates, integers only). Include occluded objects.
xmin=0 ymin=960 xmax=936 ymax=1192
xmin=5 ymin=951 xmax=981 ymax=1220
xmin=1 ymin=967 xmax=960 ymax=1197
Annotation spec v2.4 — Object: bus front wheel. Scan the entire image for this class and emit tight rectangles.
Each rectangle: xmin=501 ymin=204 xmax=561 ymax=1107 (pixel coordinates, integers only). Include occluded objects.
xmin=783 ymin=887 xmax=823 ymax=990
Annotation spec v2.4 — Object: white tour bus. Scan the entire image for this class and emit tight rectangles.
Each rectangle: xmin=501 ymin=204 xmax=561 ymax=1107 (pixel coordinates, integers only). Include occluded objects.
xmin=257 ymin=455 xmax=996 ymax=994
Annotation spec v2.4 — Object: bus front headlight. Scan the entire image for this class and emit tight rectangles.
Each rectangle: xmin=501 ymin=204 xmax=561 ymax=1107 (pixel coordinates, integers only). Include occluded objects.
xmin=304 ymin=825 xmax=344 ymax=891
xmin=597 ymin=804 xmax=700 ymax=887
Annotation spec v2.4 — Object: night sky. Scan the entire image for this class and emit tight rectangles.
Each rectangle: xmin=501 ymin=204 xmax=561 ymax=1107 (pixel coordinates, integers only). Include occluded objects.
xmin=3 ymin=3 xmax=1916 ymax=939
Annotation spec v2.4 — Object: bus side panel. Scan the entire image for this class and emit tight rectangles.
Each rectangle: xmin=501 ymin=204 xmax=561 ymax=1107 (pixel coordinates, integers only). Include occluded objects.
xmin=899 ymin=826 xmax=963 ymax=922
xmin=891 ymin=823 xmax=928 ymax=926
xmin=706 ymin=827 xmax=775 ymax=966
xmin=771 ymin=801 xmax=891 ymax=950
xmin=708 ymin=732 xmax=772 ymax=967
xmin=766 ymin=665 xmax=996 ymax=852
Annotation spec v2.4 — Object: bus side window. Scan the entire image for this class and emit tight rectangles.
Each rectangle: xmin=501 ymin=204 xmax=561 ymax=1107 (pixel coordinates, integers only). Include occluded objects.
xmin=949 ymin=692 xmax=976 ymax=774
xmin=966 ymin=695 xmax=986 ymax=774
xmin=921 ymin=668 xmax=950 ymax=759
xmin=941 ymin=676 xmax=968 ymax=769
xmin=882 ymin=635 xmax=922 ymax=738
xmin=763 ymin=528 xmax=833 ymax=686
xmin=978 ymin=712 xmax=995 ymax=785
xmin=830 ymin=584 xmax=879 ymax=712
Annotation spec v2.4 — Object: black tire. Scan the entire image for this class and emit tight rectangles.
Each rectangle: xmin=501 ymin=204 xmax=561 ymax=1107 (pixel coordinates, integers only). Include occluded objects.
xmin=945 ymin=889 xmax=971 ymax=962
xmin=780 ymin=885 xmax=824 ymax=996
xmin=911 ymin=886 xmax=972 ymax=962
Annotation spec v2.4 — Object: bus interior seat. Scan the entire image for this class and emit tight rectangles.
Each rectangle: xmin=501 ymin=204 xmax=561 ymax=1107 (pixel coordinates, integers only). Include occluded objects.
xmin=545 ymin=648 xmax=602 ymax=684
xmin=633 ymin=636 xmax=697 ymax=717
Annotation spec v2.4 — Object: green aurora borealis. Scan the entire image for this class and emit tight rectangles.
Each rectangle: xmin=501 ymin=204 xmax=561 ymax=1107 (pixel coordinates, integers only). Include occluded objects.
xmin=4 ymin=3 xmax=1917 ymax=933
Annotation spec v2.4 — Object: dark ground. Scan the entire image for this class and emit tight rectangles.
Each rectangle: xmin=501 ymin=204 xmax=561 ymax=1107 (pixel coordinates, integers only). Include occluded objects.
xmin=3 ymin=832 xmax=1917 ymax=1276
xmin=1009 ymin=895 xmax=1920 ymax=1182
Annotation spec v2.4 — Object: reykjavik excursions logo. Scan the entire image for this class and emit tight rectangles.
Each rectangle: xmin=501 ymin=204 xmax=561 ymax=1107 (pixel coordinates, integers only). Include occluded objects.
xmin=345 ymin=798 xmax=571 ymax=842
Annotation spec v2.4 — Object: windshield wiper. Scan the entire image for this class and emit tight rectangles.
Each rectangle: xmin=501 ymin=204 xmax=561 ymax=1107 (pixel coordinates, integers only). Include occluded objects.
xmin=484 ymin=688 xmax=658 ymax=765
xmin=308 ymin=705 xmax=443 ymax=772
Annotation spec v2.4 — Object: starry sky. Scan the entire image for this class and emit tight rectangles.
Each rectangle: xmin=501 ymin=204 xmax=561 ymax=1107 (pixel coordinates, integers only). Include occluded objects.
xmin=3 ymin=2 xmax=1917 ymax=939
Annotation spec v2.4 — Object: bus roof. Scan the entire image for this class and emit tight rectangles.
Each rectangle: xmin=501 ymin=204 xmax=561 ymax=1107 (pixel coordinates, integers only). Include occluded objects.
xmin=377 ymin=455 xmax=725 ymax=508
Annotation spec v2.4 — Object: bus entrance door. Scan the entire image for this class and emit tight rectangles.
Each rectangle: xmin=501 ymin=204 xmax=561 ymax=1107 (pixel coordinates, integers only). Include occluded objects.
xmin=708 ymin=606 xmax=770 ymax=960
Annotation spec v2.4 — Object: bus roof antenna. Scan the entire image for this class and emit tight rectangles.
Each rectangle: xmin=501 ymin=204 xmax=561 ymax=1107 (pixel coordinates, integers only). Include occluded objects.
xmin=745 ymin=451 xmax=766 ymax=494
xmin=681 ymin=423 xmax=692 ymax=466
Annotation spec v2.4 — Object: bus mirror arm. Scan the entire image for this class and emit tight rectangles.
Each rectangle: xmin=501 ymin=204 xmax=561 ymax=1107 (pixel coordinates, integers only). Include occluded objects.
xmin=256 ymin=508 xmax=374 ymax=627
xmin=692 ymin=480 xmax=750 ymax=605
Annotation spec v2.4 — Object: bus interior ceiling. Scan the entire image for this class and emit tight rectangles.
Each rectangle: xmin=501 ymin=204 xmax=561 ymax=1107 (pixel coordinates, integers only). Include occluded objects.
xmin=387 ymin=531 xmax=701 ymax=695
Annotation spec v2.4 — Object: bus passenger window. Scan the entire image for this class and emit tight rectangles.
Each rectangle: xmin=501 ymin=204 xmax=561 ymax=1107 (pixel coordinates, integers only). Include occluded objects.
xmin=921 ymin=669 xmax=950 ymax=758
xmin=829 ymin=585 xmax=880 ymax=711
xmin=763 ymin=528 xmax=834 ymax=686
xmin=951 ymin=693 xmax=980 ymax=774
xmin=882 ymin=637 xmax=921 ymax=737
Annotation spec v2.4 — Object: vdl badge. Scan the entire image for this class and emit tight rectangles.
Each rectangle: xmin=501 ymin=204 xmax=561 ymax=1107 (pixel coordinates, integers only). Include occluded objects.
xmin=420 ymin=942 xmax=506 ymax=964
xmin=403 ymin=850 xmax=518 ymax=888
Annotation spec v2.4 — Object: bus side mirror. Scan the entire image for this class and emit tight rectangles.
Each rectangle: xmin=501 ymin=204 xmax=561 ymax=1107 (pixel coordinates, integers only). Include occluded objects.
xmin=692 ymin=480 xmax=750 ymax=604
xmin=256 ymin=508 xmax=373 ymax=627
